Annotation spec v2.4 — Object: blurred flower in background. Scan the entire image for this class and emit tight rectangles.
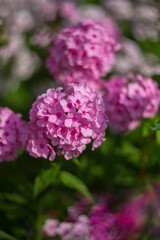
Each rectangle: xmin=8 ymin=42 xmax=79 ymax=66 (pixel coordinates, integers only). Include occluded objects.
xmin=102 ymin=0 xmax=160 ymax=41
xmin=0 ymin=0 xmax=80 ymax=96
xmin=102 ymin=0 xmax=134 ymax=20
xmin=100 ymin=0 xmax=160 ymax=77
xmin=103 ymin=74 xmax=160 ymax=131
xmin=46 ymin=19 xmax=120 ymax=88
xmin=42 ymin=191 xmax=152 ymax=240
xmin=114 ymin=38 xmax=160 ymax=77
xmin=0 ymin=107 xmax=27 ymax=162
xmin=1 ymin=0 xmax=160 ymax=98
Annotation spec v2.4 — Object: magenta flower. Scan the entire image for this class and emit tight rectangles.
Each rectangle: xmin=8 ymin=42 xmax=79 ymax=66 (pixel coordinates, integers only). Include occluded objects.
xmin=0 ymin=107 xmax=27 ymax=162
xmin=42 ymin=193 xmax=148 ymax=240
xmin=103 ymin=74 xmax=160 ymax=131
xmin=46 ymin=20 xmax=119 ymax=88
xmin=26 ymin=83 xmax=107 ymax=161
xmin=42 ymin=219 xmax=59 ymax=237
xmin=90 ymin=200 xmax=146 ymax=240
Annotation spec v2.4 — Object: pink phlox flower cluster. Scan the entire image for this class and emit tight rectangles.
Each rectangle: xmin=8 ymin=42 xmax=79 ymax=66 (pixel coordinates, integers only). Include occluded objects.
xmin=90 ymin=195 xmax=148 ymax=240
xmin=42 ymin=219 xmax=59 ymax=237
xmin=42 ymin=194 xmax=147 ymax=240
xmin=31 ymin=1 xmax=80 ymax=48
xmin=39 ymin=0 xmax=80 ymax=23
xmin=0 ymin=107 xmax=27 ymax=162
xmin=46 ymin=20 xmax=119 ymax=88
xmin=26 ymin=82 xmax=107 ymax=161
xmin=90 ymin=204 xmax=124 ymax=240
xmin=42 ymin=215 xmax=90 ymax=240
xmin=60 ymin=1 xmax=80 ymax=23
xmin=97 ymin=17 xmax=121 ymax=52
xmin=103 ymin=74 xmax=160 ymax=131
xmin=67 ymin=197 xmax=90 ymax=221
xmin=117 ymin=193 xmax=152 ymax=239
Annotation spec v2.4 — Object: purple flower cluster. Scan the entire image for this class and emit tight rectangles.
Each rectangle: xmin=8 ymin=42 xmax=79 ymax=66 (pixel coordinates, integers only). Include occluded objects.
xmin=46 ymin=20 xmax=119 ymax=86
xmin=90 ymin=204 xmax=134 ymax=240
xmin=26 ymin=83 xmax=107 ymax=161
xmin=0 ymin=107 xmax=27 ymax=162
xmin=103 ymin=74 xmax=160 ymax=131
xmin=90 ymin=204 xmax=119 ymax=240
xmin=42 ymin=194 xmax=147 ymax=240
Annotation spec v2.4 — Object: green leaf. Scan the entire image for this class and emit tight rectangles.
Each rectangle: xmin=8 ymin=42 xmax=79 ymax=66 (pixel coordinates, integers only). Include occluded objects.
xmin=72 ymin=158 xmax=82 ymax=167
xmin=33 ymin=164 xmax=60 ymax=199
xmin=4 ymin=193 xmax=26 ymax=205
xmin=60 ymin=171 xmax=94 ymax=202
xmin=0 ymin=230 xmax=17 ymax=240
xmin=156 ymin=130 xmax=160 ymax=144
xmin=151 ymin=123 xmax=160 ymax=131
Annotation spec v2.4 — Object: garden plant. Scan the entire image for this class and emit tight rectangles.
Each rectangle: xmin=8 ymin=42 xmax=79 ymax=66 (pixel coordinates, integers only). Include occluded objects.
xmin=0 ymin=0 xmax=160 ymax=240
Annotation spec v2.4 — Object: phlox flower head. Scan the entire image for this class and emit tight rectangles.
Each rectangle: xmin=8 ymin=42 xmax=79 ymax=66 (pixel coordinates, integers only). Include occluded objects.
xmin=26 ymin=82 xmax=107 ymax=161
xmin=43 ymin=215 xmax=90 ymax=240
xmin=0 ymin=107 xmax=27 ymax=162
xmin=90 ymin=204 xmax=122 ymax=240
xmin=103 ymin=74 xmax=160 ymax=132
xmin=90 ymin=199 xmax=146 ymax=240
xmin=42 ymin=194 xmax=147 ymax=240
xmin=60 ymin=1 xmax=80 ymax=23
xmin=79 ymin=5 xmax=121 ymax=52
xmin=42 ymin=219 xmax=59 ymax=237
xmin=46 ymin=20 xmax=119 ymax=87
xmin=90 ymin=192 xmax=150 ymax=240
xmin=99 ymin=17 xmax=121 ymax=52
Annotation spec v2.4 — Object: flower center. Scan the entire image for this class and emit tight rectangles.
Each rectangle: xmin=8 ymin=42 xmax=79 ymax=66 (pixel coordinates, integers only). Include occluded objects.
xmin=76 ymin=99 xmax=81 ymax=105
xmin=56 ymin=112 xmax=62 ymax=118
xmin=72 ymin=117 xmax=77 ymax=122
xmin=4 ymin=132 xmax=9 ymax=137
xmin=67 ymin=103 xmax=73 ymax=109
xmin=39 ymin=143 xmax=44 ymax=149
xmin=82 ymin=51 xmax=87 ymax=58
xmin=92 ymin=34 xmax=97 ymax=38
xmin=76 ymin=40 xmax=80 ymax=45
xmin=72 ymin=50 xmax=77 ymax=56
xmin=14 ymin=121 xmax=18 ymax=126
xmin=5 ymin=120 xmax=10 ymax=124
xmin=61 ymin=127 xmax=66 ymax=132
xmin=53 ymin=98 xmax=58 ymax=103
xmin=134 ymin=89 xmax=139 ymax=94
xmin=71 ymin=129 xmax=77 ymax=135
xmin=83 ymin=124 xmax=88 ymax=129
xmin=79 ymin=132 xmax=83 ymax=138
